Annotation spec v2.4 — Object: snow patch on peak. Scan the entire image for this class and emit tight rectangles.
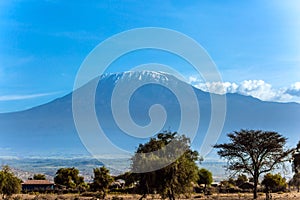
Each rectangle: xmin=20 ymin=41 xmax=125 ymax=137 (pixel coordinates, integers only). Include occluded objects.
xmin=99 ymin=70 xmax=174 ymax=84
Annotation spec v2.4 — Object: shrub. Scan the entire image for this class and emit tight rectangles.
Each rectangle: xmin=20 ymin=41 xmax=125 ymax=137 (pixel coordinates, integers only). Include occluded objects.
xmin=262 ymin=173 xmax=287 ymax=193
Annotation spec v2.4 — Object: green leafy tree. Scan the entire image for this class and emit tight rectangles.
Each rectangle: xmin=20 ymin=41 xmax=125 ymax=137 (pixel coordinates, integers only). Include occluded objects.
xmin=54 ymin=167 xmax=84 ymax=189
xmin=219 ymin=178 xmax=235 ymax=191
xmin=220 ymin=177 xmax=236 ymax=191
xmin=0 ymin=165 xmax=21 ymax=199
xmin=227 ymin=177 xmax=236 ymax=186
xmin=115 ymin=171 xmax=137 ymax=187
xmin=197 ymin=168 xmax=213 ymax=194
xmin=293 ymin=141 xmax=300 ymax=174
xmin=214 ymin=130 xmax=292 ymax=199
xmin=91 ymin=166 xmax=113 ymax=199
xmin=291 ymin=173 xmax=300 ymax=192
xmin=290 ymin=141 xmax=300 ymax=193
xmin=132 ymin=132 xmax=200 ymax=200
xmin=235 ymin=174 xmax=248 ymax=187
xmin=33 ymin=174 xmax=46 ymax=180
xmin=262 ymin=173 xmax=287 ymax=199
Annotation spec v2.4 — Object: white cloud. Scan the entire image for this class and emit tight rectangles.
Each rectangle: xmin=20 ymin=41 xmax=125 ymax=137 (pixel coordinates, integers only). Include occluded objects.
xmin=0 ymin=92 xmax=60 ymax=101
xmin=285 ymin=82 xmax=300 ymax=97
xmin=188 ymin=76 xmax=300 ymax=103
xmin=188 ymin=76 xmax=198 ymax=83
xmin=193 ymin=81 xmax=239 ymax=95
xmin=237 ymin=80 xmax=290 ymax=102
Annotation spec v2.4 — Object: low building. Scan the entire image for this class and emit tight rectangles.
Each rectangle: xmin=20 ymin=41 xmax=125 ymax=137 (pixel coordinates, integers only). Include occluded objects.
xmin=22 ymin=180 xmax=54 ymax=192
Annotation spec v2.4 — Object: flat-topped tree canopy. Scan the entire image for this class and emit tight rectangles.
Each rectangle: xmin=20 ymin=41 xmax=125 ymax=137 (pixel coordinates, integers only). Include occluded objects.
xmin=214 ymin=129 xmax=293 ymax=199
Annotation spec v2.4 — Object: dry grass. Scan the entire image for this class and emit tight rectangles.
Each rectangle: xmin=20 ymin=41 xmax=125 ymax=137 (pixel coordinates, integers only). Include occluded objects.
xmin=190 ymin=192 xmax=300 ymax=199
xmin=7 ymin=191 xmax=300 ymax=200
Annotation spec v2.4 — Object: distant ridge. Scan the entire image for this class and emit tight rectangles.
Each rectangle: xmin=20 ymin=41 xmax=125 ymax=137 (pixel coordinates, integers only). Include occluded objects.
xmin=0 ymin=71 xmax=299 ymax=159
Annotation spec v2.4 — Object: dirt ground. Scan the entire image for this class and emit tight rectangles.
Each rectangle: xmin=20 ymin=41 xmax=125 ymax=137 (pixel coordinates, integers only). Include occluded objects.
xmin=191 ymin=192 xmax=300 ymax=199
xmin=6 ymin=192 xmax=300 ymax=200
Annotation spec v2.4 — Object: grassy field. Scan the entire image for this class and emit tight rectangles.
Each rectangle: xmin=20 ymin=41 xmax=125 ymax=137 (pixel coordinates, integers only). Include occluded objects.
xmin=6 ymin=192 xmax=300 ymax=200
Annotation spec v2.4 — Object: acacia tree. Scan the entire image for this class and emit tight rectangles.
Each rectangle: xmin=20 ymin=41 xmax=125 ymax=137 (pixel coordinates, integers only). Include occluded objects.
xmin=197 ymin=168 xmax=213 ymax=194
xmin=91 ymin=166 xmax=113 ymax=199
xmin=0 ymin=165 xmax=21 ymax=199
xmin=214 ymin=130 xmax=292 ymax=199
xmin=132 ymin=132 xmax=200 ymax=200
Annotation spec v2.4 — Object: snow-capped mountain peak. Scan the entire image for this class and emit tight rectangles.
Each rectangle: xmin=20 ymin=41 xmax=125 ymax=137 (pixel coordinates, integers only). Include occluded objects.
xmin=99 ymin=70 xmax=175 ymax=85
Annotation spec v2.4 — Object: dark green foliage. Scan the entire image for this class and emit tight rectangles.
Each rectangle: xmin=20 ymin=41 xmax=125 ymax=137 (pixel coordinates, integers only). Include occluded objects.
xmin=262 ymin=173 xmax=287 ymax=199
xmin=115 ymin=172 xmax=137 ymax=187
xmin=293 ymin=141 xmax=300 ymax=173
xmin=220 ymin=178 xmax=236 ymax=188
xmin=0 ymin=165 xmax=21 ymax=199
xmin=291 ymin=141 xmax=300 ymax=193
xmin=197 ymin=168 xmax=213 ymax=194
xmin=290 ymin=173 xmax=300 ymax=192
xmin=214 ymin=129 xmax=292 ymax=199
xmin=91 ymin=166 xmax=113 ymax=198
xmin=54 ymin=167 xmax=84 ymax=189
xmin=33 ymin=174 xmax=46 ymax=180
xmin=235 ymin=174 xmax=248 ymax=187
xmin=132 ymin=131 xmax=200 ymax=200
xmin=228 ymin=178 xmax=236 ymax=186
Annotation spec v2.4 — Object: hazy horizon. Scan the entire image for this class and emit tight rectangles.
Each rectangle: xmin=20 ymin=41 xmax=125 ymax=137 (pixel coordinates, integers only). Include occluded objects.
xmin=1 ymin=1 xmax=300 ymax=112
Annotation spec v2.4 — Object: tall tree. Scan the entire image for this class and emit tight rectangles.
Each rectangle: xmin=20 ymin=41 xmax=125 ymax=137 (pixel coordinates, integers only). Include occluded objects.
xmin=132 ymin=132 xmax=200 ymax=200
xmin=214 ymin=129 xmax=292 ymax=199
xmin=54 ymin=167 xmax=84 ymax=189
xmin=197 ymin=168 xmax=213 ymax=194
xmin=91 ymin=166 xmax=113 ymax=199
xmin=0 ymin=165 xmax=21 ymax=199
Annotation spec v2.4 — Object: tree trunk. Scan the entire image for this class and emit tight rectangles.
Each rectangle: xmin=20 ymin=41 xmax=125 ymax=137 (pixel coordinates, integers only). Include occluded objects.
xmin=168 ymin=190 xmax=172 ymax=200
xmin=171 ymin=188 xmax=175 ymax=200
xmin=265 ymin=187 xmax=270 ymax=200
xmin=139 ymin=193 xmax=146 ymax=200
xmin=253 ymin=185 xmax=258 ymax=199
xmin=102 ymin=189 xmax=106 ymax=199
xmin=168 ymin=188 xmax=175 ymax=200
xmin=253 ymin=173 xmax=259 ymax=199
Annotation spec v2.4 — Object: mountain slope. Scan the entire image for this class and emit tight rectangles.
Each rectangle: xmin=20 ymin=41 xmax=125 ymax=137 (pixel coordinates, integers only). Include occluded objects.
xmin=0 ymin=71 xmax=299 ymax=158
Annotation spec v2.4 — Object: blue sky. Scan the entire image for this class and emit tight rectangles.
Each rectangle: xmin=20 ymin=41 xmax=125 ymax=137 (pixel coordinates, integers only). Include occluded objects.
xmin=0 ymin=0 xmax=300 ymax=112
